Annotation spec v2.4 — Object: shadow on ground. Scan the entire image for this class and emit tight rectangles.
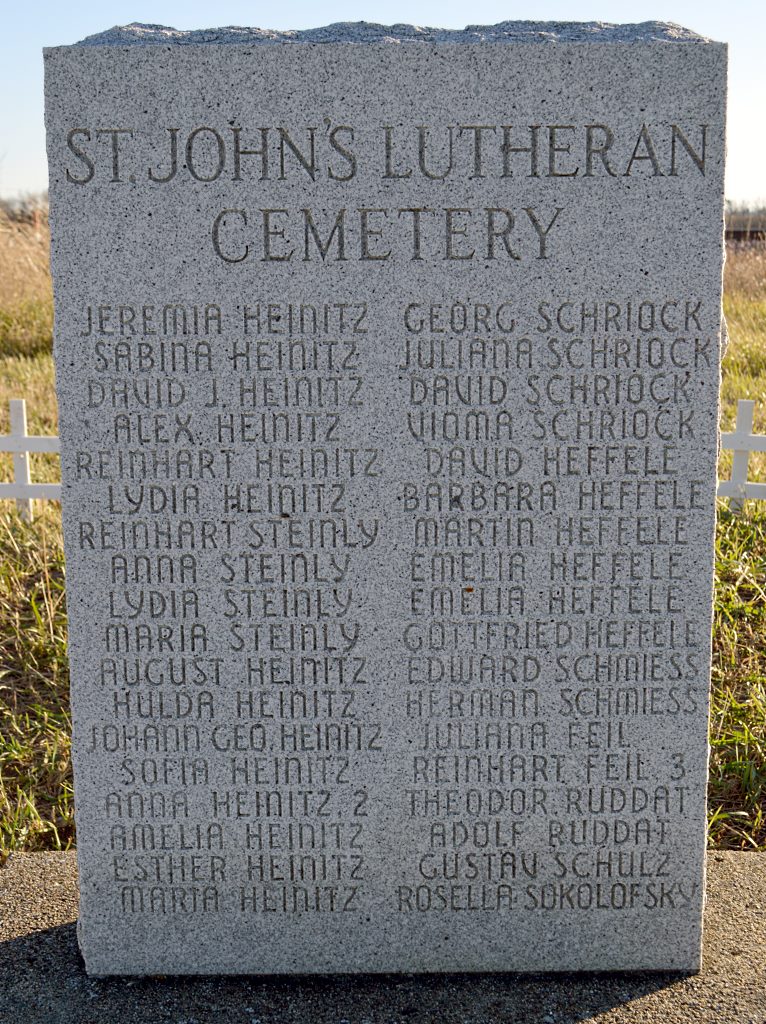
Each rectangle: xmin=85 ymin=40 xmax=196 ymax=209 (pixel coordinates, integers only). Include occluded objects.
xmin=0 ymin=920 xmax=681 ymax=1024
xmin=1 ymin=852 xmax=764 ymax=1024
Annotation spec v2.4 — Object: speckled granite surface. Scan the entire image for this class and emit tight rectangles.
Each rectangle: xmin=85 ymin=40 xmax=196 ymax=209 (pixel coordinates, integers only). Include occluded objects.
xmin=76 ymin=21 xmax=710 ymax=46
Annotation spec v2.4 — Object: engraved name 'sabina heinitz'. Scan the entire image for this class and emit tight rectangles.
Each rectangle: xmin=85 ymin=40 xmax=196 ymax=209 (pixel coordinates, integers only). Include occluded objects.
xmin=43 ymin=21 xmax=726 ymax=975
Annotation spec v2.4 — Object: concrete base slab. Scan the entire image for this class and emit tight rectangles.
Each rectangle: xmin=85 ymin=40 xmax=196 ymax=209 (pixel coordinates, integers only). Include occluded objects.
xmin=0 ymin=851 xmax=764 ymax=1023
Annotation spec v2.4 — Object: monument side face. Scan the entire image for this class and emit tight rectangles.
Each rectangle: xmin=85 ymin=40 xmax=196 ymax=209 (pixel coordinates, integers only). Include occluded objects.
xmin=44 ymin=25 xmax=726 ymax=975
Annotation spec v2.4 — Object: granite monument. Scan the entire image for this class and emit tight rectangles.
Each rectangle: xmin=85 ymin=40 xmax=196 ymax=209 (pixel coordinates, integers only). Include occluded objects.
xmin=44 ymin=21 xmax=726 ymax=975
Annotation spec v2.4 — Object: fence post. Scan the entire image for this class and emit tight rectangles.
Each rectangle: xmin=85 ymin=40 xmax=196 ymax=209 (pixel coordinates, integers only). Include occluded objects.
xmin=728 ymin=399 xmax=755 ymax=514
xmin=9 ymin=399 xmax=33 ymax=522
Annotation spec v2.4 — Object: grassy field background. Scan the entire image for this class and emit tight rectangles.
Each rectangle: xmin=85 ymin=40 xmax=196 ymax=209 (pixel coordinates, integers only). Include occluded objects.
xmin=0 ymin=209 xmax=764 ymax=858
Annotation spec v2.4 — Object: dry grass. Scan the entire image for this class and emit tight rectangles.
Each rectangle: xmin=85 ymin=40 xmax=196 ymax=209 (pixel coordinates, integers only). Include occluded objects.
xmin=0 ymin=508 xmax=72 ymax=856
xmin=0 ymin=354 xmax=58 ymax=488
xmin=709 ymin=505 xmax=766 ymax=848
xmin=0 ymin=210 xmax=53 ymax=360
xmin=721 ymin=245 xmax=766 ymax=481
xmin=0 ymin=220 xmax=765 ymax=853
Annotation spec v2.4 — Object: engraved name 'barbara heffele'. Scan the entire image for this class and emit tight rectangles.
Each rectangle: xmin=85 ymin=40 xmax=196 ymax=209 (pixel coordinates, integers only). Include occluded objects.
xmin=61 ymin=122 xmax=709 ymax=264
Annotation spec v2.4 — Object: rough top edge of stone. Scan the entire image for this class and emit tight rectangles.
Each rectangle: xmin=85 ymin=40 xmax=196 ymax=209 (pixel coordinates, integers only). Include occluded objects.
xmin=72 ymin=20 xmax=712 ymax=47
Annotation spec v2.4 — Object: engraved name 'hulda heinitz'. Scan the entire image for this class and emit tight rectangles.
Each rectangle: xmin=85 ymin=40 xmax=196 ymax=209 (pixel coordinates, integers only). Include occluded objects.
xmin=61 ymin=122 xmax=709 ymax=263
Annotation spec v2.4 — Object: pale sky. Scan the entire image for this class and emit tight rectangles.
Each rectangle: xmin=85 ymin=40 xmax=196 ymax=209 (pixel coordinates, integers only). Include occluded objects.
xmin=2 ymin=0 xmax=763 ymax=203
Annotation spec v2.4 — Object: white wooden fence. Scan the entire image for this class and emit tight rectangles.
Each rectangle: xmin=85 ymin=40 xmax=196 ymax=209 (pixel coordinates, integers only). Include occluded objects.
xmin=2 ymin=397 xmax=766 ymax=520
xmin=0 ymin=399 xmax=61 ymax=520
xmin=717 ymin=399 xmax=766 ymax=512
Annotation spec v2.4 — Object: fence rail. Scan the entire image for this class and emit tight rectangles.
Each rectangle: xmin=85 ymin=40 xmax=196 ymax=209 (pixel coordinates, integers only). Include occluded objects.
xmin=2 ymin=397 xmax=766 ymax=520
xmin=717 ymin=400 xmax=766 ymax=512
xmin=0 ymin=399 xmax=61 ymax=520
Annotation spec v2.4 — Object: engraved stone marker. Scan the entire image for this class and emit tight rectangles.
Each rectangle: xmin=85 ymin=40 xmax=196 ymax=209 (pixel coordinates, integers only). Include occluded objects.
xmin=44 ymin=22 xmax=726 ymax=975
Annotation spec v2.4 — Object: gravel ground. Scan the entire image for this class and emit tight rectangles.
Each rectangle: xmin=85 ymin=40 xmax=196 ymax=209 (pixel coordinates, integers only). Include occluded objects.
xmin=0 ymin=851 xmax=764 ymax=1024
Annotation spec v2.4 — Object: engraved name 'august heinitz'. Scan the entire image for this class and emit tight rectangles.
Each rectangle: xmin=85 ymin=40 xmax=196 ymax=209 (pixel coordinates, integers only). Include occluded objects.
xmin=62 ymin=122 xmax=709 ymax=262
